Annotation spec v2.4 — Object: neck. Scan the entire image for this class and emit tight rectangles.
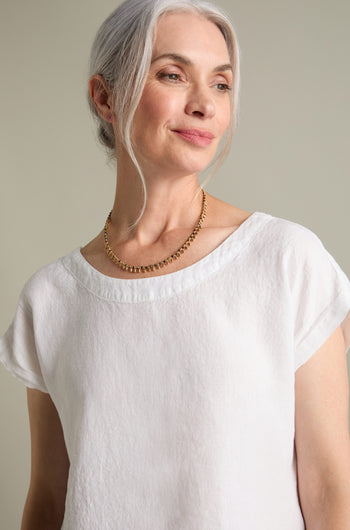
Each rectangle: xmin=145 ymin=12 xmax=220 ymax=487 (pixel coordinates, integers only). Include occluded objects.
xmin=108 ymin=169 xmax=204 ymax=248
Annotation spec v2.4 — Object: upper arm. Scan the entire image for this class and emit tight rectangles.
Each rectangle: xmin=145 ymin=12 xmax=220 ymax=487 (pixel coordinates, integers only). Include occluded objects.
xmin=22 ymin=388 xmax=70 ymax=528
xmin=295 ymin=325 xmax=350 ymax=512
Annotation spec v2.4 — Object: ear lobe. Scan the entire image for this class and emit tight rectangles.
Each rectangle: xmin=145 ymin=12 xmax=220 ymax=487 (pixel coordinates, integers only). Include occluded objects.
xmin=89 ymin=75 xmax=115 ymax=123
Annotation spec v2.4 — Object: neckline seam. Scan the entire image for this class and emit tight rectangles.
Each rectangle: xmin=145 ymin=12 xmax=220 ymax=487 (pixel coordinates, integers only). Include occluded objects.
xmin=76 ymin=211 xmax=265 ymax=285
xmin=61 ymin=235 xmax=247 ymax=304
xmin=60 ymin=213 xmax=273 ymax=303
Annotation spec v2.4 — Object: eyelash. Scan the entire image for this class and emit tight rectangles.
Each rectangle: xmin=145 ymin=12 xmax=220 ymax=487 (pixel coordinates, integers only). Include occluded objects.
xmin=157 ymin=72 xmax=232 ymax=93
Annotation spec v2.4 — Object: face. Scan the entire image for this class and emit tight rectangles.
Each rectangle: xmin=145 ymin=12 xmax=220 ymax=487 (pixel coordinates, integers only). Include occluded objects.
xmin=123 ymin=12 xmax=233 ymax=178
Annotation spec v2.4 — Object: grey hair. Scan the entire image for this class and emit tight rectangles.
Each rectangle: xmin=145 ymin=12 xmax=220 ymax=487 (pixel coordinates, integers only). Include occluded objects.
xmin=87 ymin=0 xmax=241 ymax=231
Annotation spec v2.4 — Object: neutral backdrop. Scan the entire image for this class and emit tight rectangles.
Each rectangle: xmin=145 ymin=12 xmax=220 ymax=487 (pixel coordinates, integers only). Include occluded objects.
xmin=1 ymin=0 xmax=349 ymax=527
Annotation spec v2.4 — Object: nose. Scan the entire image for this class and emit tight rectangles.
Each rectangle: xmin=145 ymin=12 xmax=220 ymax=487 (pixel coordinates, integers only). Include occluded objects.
xmin=184 ymin=85 xmax=215 ymax=119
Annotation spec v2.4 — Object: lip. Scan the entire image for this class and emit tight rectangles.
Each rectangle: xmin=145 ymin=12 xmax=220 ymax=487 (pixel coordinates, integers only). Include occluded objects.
xmin=172 ymin=128 xmax=215 ymax=146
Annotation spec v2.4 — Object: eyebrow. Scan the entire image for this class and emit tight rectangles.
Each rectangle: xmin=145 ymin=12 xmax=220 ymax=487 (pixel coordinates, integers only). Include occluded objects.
xmin=151 ymin=53 xmax=233 ymax=73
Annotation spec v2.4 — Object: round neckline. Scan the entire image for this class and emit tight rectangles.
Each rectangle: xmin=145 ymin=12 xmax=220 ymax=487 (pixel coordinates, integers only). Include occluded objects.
xmin=61 ymin=211 xmax=271 ymax=302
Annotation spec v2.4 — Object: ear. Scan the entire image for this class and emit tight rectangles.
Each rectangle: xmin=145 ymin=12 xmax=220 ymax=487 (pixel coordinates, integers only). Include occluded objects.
xmin=88 ymin=75 xmax=115 ymax=124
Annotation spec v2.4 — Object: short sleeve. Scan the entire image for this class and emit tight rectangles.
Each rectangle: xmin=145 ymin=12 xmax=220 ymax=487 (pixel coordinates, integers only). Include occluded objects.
xmin=288 ymin=226 xmax=350 ymax=371
xmin=0 ymin=295 xmax=48 ymax=393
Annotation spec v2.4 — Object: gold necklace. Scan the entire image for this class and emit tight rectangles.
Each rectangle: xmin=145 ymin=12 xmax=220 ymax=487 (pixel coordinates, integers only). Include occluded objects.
xmin=103 ymin=189 xmax=207 ymax=273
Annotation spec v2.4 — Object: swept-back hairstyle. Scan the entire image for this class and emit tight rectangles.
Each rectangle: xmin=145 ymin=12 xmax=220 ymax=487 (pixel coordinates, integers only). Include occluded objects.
xmin=87 ymin=0 xmax=241 ymax=230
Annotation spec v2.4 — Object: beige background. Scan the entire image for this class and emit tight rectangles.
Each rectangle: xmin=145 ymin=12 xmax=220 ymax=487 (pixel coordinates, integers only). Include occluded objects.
xmin=1 ymin=0 xmax=349 ymax=527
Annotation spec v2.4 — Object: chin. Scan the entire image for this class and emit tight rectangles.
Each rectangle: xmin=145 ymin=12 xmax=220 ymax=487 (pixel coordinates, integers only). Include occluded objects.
xmin=170 ymin=152 xmax=216 ymax=174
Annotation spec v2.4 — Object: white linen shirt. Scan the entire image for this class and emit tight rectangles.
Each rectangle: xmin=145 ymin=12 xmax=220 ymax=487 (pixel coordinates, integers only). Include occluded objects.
xmin=1 ymin=211 xmax=350 ymax=530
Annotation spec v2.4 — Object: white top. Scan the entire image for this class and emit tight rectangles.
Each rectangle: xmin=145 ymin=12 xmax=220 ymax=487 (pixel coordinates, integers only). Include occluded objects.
xmin=1 ymin=211 xmax=350 ymax=530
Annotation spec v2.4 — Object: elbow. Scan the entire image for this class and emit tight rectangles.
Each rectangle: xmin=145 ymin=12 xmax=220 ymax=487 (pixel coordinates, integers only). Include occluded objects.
xmin=21 ymin=488 xmax=66 ymax=530
xmin=299 ymin=480 xmax=350 ymax=530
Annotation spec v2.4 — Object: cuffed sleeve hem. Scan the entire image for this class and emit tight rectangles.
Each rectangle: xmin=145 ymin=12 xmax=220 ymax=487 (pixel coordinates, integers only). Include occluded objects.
xmin=0 ymin=336 xmax=49 ymax=393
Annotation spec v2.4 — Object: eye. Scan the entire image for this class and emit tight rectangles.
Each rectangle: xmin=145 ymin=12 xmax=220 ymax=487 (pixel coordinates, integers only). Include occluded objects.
xmin=157 ymin=72 xmax=181 ymax=82
xmin=215 ymin=83 xmax=232 ymax=93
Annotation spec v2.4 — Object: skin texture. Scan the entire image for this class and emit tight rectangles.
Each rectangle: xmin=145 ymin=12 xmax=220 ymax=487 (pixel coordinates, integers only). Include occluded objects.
xmin=129 ymin=14 xmax=232 ymax=182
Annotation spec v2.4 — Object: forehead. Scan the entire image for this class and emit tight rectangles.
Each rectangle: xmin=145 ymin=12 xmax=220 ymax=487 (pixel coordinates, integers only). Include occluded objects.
xmin=152 ymin=12 xmax=230 ymax=63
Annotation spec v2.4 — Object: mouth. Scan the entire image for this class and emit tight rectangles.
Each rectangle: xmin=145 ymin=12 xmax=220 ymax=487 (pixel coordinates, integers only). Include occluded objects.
xmin=172 ymin=129 xmax=215 ymax=147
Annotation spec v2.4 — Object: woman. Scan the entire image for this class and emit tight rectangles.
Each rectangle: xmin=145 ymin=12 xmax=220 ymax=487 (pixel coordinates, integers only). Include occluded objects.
xmin=1 ymin=0 xmax=350 ymax=528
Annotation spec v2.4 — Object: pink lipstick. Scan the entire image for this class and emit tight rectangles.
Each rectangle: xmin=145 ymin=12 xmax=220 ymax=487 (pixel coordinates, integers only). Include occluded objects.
xmin=173 ymin=129 xmax=214 ymax=146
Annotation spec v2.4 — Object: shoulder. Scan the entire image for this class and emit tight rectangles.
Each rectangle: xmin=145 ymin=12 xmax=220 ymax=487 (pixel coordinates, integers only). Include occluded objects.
xmin=206 ymin=195 xmax=326 ymax=257
xmin=253 ymin=211 xmax=325 ymax=255
xmin=205 ymin=195 xmax=253 ymax=229
xmin=20 ymin=249 xmax=78 ymax=309
xmin=261 ymin=215 xmax=349 ymax=302
xmin=207 ymin=195 xmax=320 ymax=242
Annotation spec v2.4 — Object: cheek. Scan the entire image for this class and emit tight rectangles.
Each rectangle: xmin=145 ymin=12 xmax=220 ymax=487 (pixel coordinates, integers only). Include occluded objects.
xmin=135 ymin=86 xmax=181 ymax=128
xmin=218 ymin=101 xmax=231 ymax=132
